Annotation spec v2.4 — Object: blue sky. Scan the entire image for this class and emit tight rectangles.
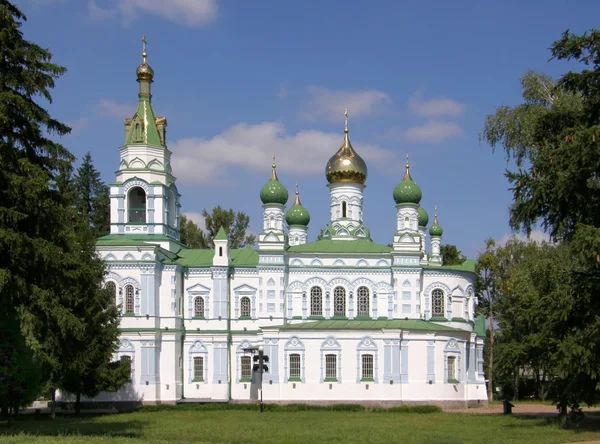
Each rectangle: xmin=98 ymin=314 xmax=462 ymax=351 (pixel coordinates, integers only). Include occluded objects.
xmin=15 ymin=0 xmax=600 ymax=258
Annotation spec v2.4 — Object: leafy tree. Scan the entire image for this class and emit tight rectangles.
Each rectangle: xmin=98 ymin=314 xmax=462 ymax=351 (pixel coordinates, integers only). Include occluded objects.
xmin=481 ymin=29 xmax=600 ymax=413
xmin=180 ymin=214 xmax=207 ymax=248
xmin=440 ymin=244 xmax=467 ymax=266
xmin=202 ymin=206 xmax=256 ymax=249
xmin=73 ymin=152 xmax=110 ymax=238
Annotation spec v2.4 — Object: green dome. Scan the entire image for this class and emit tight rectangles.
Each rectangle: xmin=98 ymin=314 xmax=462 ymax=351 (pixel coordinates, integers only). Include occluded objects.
xmin=260 ymin=161 xmax=288 ymax=205
xmin=417 ymin=206 xmax=429 ymax=227
xmin=286 ymin=188 xmax=310 ymax=226
xmin=429 ymin=212 xmax=443 ymax=236
xmin=393 ymin=165 xmax=422 ymax=205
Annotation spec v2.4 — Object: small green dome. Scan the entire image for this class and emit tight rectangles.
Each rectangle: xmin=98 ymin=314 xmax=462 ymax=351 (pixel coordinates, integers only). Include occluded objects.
xmin=417 ymin=206 xmax=429 ymax=227
xmin=260 ymin=161 xmax=288 ymax=205
xmin=429 ymin=211 xmax=443 ymax=236
xmin=393 ymin=164 xmax=422 ymax=205
xmin=286 ymin=188 xmax=310 ymax=226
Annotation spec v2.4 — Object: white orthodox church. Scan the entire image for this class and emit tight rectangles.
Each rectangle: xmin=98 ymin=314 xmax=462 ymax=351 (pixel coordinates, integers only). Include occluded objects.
xmin=87 ymin=42 xmax=487 ymax=408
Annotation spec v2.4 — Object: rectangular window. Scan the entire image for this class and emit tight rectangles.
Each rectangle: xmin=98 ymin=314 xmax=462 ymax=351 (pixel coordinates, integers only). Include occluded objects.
xmin=402 ymin=304 xmax=411 ymax=314
xmin=193 ymin=356 xmax=204 ymax=380
xmin=447 ymin=356 xmax=457 ymax=381
xmin=267 ymin=303 xmax=276 ymax=313
xmin=325 ymin=354 xmax=337 ymax=380
xmin=361 ymin=354 xmax=374 ymax=380
xmin=241 ymin=356 xmax=252 ymax=380
xmin=267 ymin=290 xmax=276 ymax=299
xmin=402 ymin=291 xmax=411 ymax=301
xmin=289 ymin=353 xmax=301 ymax=379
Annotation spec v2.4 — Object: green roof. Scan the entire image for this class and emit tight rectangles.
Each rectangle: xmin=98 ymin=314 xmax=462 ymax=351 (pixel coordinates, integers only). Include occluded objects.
xmin=174 ymin=248 xmax=258 ymax=268
xmin=125 ymin=97 xmax=163 ymax=147
xmin=276 ymin=319 xmax=463 ymax=332
xmin=288 ymin=239 xmax=392 ymax=254
xmin=425 ymin=259 xmax=476 ymax=274
xmin=215 ymin=227 xmax=227 ymax=240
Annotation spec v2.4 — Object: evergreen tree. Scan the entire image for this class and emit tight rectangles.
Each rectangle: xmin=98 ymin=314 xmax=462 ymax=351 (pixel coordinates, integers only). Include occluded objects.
xmin=202 ymin=206 xmax=256 ymax=249
xmin=481 ymin=30 xmax=600 ymax=413
xmin=440 ymin=244 xmax=467 ymax=266
xmin=74 ymin=152 xmax=110 ymax=238
xmin=180 ymin=214 xmax=207 ymax=248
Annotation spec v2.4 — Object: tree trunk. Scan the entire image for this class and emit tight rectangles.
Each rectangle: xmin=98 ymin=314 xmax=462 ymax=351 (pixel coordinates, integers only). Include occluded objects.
xmin=75 ymin=391 xmax=81 ymax=416
xmin=51 ymin=389 xmax=56 ymax=420
xmin=513 ymin=366 xmax=519 ymax=401
xmin=534 ymin=367 xmax=540 ymax=400
xmin=487 ymin=307 xmax=494 ymax=402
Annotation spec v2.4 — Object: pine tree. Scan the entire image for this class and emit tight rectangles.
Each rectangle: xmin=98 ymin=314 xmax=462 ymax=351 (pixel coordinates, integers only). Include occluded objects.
xmin=74 ymin=152 xmax=110 ymax=238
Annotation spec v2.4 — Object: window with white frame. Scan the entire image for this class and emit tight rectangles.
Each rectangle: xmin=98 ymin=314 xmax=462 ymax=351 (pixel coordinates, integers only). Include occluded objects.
xmin=333 ymin=286 xmax=346 ymax=317
xmin=240 ymin=356 xmax=252 ymax=380
xmin=447 ymin=356 xmax=457 ymax=381
xmin=289 ymin=353 xmax=301 ymax=380
xmin=240 ymin=297 xmax=251 ymax=317
xmin=325 ymin=354 xmax=337 ymax=380
xmin=124 ymin=284 xmax=135 ymax=314
xmin=193 ymin=356 xmax=204 ymax=380
xmin=106 ymin=281 xmax=117 ymax=305
xmin=310 ymin=286 xmax=322 ymax=316
xmin=357 ymin=286 xmax=370 ymax=317
xmin=194 ymin=296 xmax=205 ymax=318
xmin=121 ymin=355 xmax=133 ymax=381
xmin=361 ymin=354 xmax=374 ymax=380
xmin=432 ymin=289 xmax=444 ymax=317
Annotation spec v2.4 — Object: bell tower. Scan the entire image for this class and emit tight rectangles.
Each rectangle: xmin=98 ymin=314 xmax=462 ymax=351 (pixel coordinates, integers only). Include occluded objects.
xmin=109 ymin=36 xmax=181 ymax=247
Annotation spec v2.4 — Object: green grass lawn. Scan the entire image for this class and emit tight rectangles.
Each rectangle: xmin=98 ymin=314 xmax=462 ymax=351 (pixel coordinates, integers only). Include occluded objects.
xmin=1 ymin=409 xmax=599 ymax=444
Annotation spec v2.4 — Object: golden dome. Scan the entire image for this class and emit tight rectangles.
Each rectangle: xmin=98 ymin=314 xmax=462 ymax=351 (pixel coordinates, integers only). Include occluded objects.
xmin=136 ymin=35 xmax=154 ymax=82
xmin=325 ymin=110 xmax=368 ymax=184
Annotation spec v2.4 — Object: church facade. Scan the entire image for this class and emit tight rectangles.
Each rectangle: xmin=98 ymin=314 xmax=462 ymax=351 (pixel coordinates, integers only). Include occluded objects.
xmin=90 ymin=43 xmax=487 ymax=407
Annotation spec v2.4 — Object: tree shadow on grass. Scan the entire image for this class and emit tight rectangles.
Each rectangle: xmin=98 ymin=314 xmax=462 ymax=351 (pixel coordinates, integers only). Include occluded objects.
xmin=0 ymin=414 xmax=146 ymax=439
xmin=502 ymin=413 xmax=600 ymax=434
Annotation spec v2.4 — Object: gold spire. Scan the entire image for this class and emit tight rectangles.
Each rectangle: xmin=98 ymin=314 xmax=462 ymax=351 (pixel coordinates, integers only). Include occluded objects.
xmin=403 ymin=153 xmax=412 ymax=180
xmin=270 ymin=155 xmax=278 ymax=180
xmin=294 ymin=183 xmax=302 ymax=205
xmin=344 ymin=109 xmax=349 ymax=134
xmin=325 ymin=109 xmax=368 ymax=184
xmin=136 ymin=35 xmax=154 ymax=82
xmin=434 ymin=204 xmax=438 ymax=224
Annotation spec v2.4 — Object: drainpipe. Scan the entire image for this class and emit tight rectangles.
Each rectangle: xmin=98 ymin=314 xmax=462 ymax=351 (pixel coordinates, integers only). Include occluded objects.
xmin=227 ymin=266 xmax=232 ymax=402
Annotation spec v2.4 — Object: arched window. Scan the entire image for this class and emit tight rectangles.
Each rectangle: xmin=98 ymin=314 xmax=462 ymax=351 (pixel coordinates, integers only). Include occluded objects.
xmin=105 ymin=281 xmax=117 ymax=305
xmin=240 ymin=297 xmax=251 ymax=318
xmin=333 ymin=286 xmax=346 ymax=317
xmin=404 ymin=216 xmax=410 ymax=229
xmin=124 ymin=284 xmax=135 ymax=314
xmin=342 ymin=201 xmax=347 ymax=218
xmin=310 ymin=287 xmax=322 ymax=316
xmin=432 ymin=289 xmax=445 ymax=317
xmin=193 ymin=356 xmax=204 ymax=381
xmin=361 ymin=354 xmax=374 ymax=380
xmin=134 ymin=122 xmax=142 ymax=141
xmin=194 ymin=296 xmax=205 ymax=318
xmin=167 ymin=189 xmax=176 ymax=227
xmin=128 ymin=187 xmax=146 ymax=223
xmin=240 ymin=356 xmax=252 ymax=380
xmin=269 ymin=215 xmax=275 ymax=229
xmin=289 ymin=353 xmax=301 ymax=379
xmin=357 ymin=286 xmax=369 ymax=317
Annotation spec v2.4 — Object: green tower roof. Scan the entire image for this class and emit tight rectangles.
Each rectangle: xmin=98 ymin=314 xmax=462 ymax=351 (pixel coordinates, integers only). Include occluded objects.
xmin=286 ymin=186 xmax=310 ymax=226
xmin=393 ymin=160 xmax=422 ymax=205
xmin=429 ymin=208 xmax=443 ymax=236
xmin=417 ymin=206 xmax=429 ymax=227
xmin=215 ymin=226 xmax=228 ymax=240
xmin=260 ymin=158 xmax=289 ymax=205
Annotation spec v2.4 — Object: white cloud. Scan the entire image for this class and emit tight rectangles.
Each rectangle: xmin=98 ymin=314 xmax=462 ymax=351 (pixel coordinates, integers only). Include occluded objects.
xmin=497 ymin=229 xmax=553 ymax=246
xmin=299 ymin=87 xmax=391 ymax=122
xmin=96 ymin=99 xmax=133 ymax=119
xmin=183 ymin=212 xmax=206 ymax=231
xmin=408 ymin=93 xmax=466 ymax=119
xmin=170 ymin=121 xmax=393 ymax=185
xmin=404 ymin=121 xmax=463 ymax=144
xmin=88 ymin=0 xmax=219 ymax=27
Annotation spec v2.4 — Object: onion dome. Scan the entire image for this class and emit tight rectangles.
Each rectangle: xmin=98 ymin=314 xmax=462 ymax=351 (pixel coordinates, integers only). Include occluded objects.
xmin=325 ymin=110 xmax=368 ymax=184
xmin=286 ymin=184 xmax=310 ymax=226
xmin=136 ymin=36 xmax=154 ymax=82
xmin=417 ymin=206 xmax=429 ymax=227
xmin=429 ymin=206 xmax=444 ymax=236
xmin=260 ymin=156 xmax=289 ymax=205
xmin=393 ymin=155 xmax=422 ymax=205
